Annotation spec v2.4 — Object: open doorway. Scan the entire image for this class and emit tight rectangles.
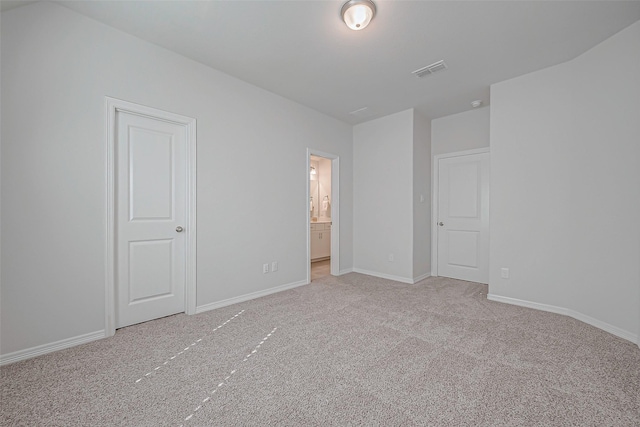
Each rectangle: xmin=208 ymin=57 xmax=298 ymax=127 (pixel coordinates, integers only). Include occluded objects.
xmin=307 ymin=149 xmax=339 ymax=283
xmin=310 ymin=155 xmax=331 ymax=280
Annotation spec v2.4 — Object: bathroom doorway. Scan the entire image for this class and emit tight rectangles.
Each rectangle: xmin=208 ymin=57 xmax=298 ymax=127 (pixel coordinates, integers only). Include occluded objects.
xmin=307 ymin=149 xmax=339 ymax=283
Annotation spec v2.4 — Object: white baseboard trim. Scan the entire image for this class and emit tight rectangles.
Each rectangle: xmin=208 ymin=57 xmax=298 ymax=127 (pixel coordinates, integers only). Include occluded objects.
xmin=195 ymin=279 xmax=308 ymax=314
xmin=487 ymin=294 xmax=638 ymax=345
xmin=0 ymin=330 xmax=106 ymax=366
xmin=351 ymin=268 xmax=430 ymax=285
xmin=413 ymin=273 xmax=431 ymax=283
xmin=351 ymin=268 xmax=415 ymax=284
xmin=338 ymin=268 xmax=354 ymax=276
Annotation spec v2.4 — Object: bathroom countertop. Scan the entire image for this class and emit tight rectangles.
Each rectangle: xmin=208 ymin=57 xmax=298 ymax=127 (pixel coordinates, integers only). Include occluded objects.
xmin=311 ymin=219 xmax=332 ymax=224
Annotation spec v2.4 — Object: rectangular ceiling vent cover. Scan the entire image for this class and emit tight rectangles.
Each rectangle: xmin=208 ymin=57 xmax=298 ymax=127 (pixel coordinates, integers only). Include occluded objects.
xmin=412 ymin=60 xmax=447 ymax=78
xmin=348 ymin=106 xmax=373 ymax=118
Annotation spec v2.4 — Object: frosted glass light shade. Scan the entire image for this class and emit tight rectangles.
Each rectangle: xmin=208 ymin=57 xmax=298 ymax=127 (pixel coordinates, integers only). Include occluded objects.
xmin=341 ymin=0 xmax=376 ymax=31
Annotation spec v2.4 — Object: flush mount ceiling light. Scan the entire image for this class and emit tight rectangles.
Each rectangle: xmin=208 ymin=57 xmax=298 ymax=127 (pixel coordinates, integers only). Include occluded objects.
xmin=341 ymin=0 xmax=376 ymax=31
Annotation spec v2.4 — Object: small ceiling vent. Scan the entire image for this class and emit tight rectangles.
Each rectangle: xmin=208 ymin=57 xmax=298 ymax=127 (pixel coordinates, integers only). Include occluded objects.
xmin=412 ymin=60 xmax=447 ymax=78
xmin=348 ymin=106 xmax=373 ymax=118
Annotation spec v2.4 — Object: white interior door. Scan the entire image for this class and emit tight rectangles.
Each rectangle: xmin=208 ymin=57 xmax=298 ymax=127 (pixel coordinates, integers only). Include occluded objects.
xmin=437 ymin=152 xmax=490 ymax=284
xmin=116 ymin=111 xmax=186 ymax=328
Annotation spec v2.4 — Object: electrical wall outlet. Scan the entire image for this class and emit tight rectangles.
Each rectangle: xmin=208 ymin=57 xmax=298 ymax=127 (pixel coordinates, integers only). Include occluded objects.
xmin=501 ymin=268 xmax=509 ymax=279
xmin=388 ymin=253 xmax=394 ymax=262
xmin=271 ymin=261 xmax=278 ymax=272
xmin=263 ymin=263 xmax=269 ymax=274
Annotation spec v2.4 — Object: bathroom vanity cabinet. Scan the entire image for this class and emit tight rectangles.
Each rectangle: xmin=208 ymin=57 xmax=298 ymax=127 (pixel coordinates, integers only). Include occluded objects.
xmin=310 ymin=222 xmax=331 ymax=261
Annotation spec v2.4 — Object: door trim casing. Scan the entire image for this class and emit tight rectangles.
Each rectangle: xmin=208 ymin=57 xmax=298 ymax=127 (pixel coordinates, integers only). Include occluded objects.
xmin=105 ymin=97 xmax=197 ymax=337
xmin=431 ymin=147 xmax=489 ymax=278
xmin=306 ymin=149 xmax=340 ymax=283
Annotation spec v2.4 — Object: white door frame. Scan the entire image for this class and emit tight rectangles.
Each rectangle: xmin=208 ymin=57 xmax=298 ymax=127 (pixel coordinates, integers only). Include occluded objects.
xmin=105 ymin=97 xmax=197 ymax=337
xmin=431 ymin=147 xmax=489 ymax=277
xmin=306 ymin=148 xmax=340 ymax=283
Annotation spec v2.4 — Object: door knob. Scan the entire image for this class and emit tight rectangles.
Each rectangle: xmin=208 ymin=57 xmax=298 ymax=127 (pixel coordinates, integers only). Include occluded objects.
xmin=176 ymin=226 xmax=184 ymax=233
xmin=438 ymin=222 xmax=444 ymax=226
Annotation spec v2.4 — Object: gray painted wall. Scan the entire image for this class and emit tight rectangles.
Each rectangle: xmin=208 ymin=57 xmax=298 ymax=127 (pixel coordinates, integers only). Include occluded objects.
xmin=353 ymin=110 xmax=414 ymax=281
xmin=489 ymin=21 xmax=640 ymax=340
xmin=431 ymin=107 xmax=490 ymax=157
xmin=0 ymin=2 xmax=353 ymax=356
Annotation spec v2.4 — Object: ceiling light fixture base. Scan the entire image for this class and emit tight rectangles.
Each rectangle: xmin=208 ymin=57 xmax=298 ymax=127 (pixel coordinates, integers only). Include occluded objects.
xmin=341 ymin=0 xmax=376 ymax=31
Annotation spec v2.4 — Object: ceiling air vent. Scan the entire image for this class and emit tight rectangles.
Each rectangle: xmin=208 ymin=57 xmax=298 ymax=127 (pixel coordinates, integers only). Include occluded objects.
xmin=412 ymin=60 xmax=447 ymax=78
xmin=348 ymin=106 xmax=372 ymax=118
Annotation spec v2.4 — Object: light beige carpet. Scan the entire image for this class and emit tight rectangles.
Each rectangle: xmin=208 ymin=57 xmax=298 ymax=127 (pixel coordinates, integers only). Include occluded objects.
xmin=1 ymin=273 xmax=639 ymax=426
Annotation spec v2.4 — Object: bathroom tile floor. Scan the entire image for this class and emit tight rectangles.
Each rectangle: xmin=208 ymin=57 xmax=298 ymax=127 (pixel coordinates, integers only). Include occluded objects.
xmin=311 ymin=259 xmax=331 ymax=281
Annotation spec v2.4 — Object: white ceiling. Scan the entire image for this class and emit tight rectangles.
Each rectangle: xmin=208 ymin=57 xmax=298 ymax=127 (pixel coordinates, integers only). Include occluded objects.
xmin=11 ymin=1 xmax=640 ymax=124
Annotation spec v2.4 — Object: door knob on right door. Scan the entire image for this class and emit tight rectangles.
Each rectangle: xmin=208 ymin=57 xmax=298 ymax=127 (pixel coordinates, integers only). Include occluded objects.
xmin=438 ymin=222 xmax=444 ymax=226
